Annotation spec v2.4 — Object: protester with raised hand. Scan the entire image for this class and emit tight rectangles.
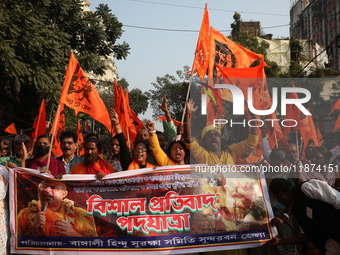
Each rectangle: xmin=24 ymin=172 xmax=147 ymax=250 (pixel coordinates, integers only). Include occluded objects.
xmin=184 ymin=98 xmax=259 ymax=165
xmin=158 ymin=95 xmax=177 ymax=147
xmin=21 ymin=134 xmax=65 ymax=176
xmin=145 ymin=120 xmax=189 ymax=166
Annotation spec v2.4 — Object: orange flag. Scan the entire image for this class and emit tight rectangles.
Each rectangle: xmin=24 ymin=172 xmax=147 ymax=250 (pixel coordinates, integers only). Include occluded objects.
xmin=50 ymin=103 xmax=65 ymax=157
xmin=333 ymin=113 xmax=340 ymax=133
xmin=76 ymin=119 xmax=84 ymax=156
xmin=283 ymin=82 xmax=300 ymax=136
xmin=307 ymin=113 xmax=319 ymax=147
xmin=266 ymin=112 xmax=283 ymax=149
xmin=215 ymin=60 xmax=270 ymax=110
xmin=193 ymin=4 xmax=211 ymax=78
xmin=158 ymin=116 xmax=181 ymax=126
xmin=127 ymin=96 xmax=144 ymax=138
xmin=4 ymin=123 xmax=17 ymax=135
xmin=329 ymin=98 xmax=340 ymax=116
xmin=316 ymin=125 xmax=324 ymax=145
xmin=31 ymin=99 xmax=46 ymax=139
xmin=114 ymin=81 xmax=144 ymax=146
xmin=60 ymin=52 xmax=112 ymax=134
xmin=114 ymin=81 xmax=131 ymax=144
xmin=208 ymin=28 xmax=264 ymax=78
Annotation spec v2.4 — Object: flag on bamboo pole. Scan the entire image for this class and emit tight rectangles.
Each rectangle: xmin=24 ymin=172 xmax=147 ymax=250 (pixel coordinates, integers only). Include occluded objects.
xmin=193 ymin=4 xmax=211 ymax=79
xmin=306 ymin=113 xmax=319 ymax=147
xmin=50 ymin=103 xmax=65 ymax=157
xmin=316 ymin=124 xmax=324 ymax=145
xmin=76 ymin=119 xmax=84 ymax=156
xmin=114 ymin=81 xmax=132 ymax=144
xmin=266 ymin=112 xmax=283 ymax=149
xmin=208 ymin=27 xmax=265 ymax=79
xmin=125 ymin=90 xmax=144 ymax=136
xmin=215 ymin=60 xmax=270 ymax=110
xmin=114 ymin=81 xmax=144 ymax=146
xmin=205 ymin=27 xmax=265 ymax=125
xmin=333 ymin=113 xmax=340 ymax=133
xmin=4 ymin=123 xmax=17 ymax=135
xmin=59 ymin=52 xmax=112 ymax=134
xmin=329 ymin=98 xmax=340 ymax=116
xmin=29 ymin=99 xmax=46 ymax=151
xmin=31 ymin=99 xmax=46 ymax=140
xmin=283 ymin=82 xmax=300 ymax=137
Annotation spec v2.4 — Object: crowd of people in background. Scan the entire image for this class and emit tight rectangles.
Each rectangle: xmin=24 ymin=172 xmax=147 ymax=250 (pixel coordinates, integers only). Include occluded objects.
xmin=0 ymin=95 xmax=340 ymax=255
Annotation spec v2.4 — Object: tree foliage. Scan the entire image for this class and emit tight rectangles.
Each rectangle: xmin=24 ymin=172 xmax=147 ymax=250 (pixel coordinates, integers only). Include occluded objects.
xmin=146 ymin=67 xmax=190 ymax=121
xmin=0 ymin=0 xmax=130 ymax=126
xmin=129 ymin=88 xmax=149 ymax=115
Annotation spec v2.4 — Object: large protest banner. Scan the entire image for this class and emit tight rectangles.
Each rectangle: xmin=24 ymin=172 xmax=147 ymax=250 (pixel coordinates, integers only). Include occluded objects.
xmin=10 ymin=165 xmax=276 ymax=254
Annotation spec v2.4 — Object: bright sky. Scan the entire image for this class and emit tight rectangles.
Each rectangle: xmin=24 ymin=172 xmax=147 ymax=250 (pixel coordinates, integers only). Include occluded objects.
xmin=89 ymin=0 xmax=290 ymax=123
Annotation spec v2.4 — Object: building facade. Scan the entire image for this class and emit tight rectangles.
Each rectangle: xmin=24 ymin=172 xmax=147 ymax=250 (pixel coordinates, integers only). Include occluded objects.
xmin=290 ymin=0 xmax=340 ymax=71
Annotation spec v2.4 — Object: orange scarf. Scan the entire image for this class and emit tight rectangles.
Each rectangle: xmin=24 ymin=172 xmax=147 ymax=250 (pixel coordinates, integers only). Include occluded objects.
xmin=87 ymin=157 xmax=111 ymax=175
xmin=128 ymin=160 xmax=155 ymax=170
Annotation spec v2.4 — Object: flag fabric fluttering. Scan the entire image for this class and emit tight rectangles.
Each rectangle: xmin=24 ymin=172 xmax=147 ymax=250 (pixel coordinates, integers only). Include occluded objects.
xmin=50 ymin=103 xmax=65 ymax=157
xmin=266 ymin=112 xmax=283 ymax=149
xmin=114 ymin=81 xmax=144 ymax=147
xmin=333 ymin=113 xmax=340 ymax=133
xmin=193 ymin=6 xmax=267 ymax=126
xmin=329 ymin=98 xmax=340 ymax=116
xmin=193 ymin=4 xmax=211 ymax=79
xmin=76 ymin=119 xmax=84 ymax=156
xmin=307 ymin=113 xmax=319 ymax=147
xmin=59 ymin=52 xmax=112 ymax=134
xmin=283 ymin=82 xmax=300 ymax=137
xmin=208 ymin=28 xmax=265 ymax=79
xmin=31 ymin=99 xmax=46 ymax=140
xmin=29 ymin=99 xmax=46 ymax=151
xmin=158 ymin=116 xmax=181 ymax=126
xmin=4 ymin=123 xmax=17 ymax=135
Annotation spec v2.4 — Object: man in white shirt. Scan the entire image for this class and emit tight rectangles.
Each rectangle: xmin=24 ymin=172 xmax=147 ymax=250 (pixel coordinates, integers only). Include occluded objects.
xmin=269 ymin=178 xmax=340 ymax=254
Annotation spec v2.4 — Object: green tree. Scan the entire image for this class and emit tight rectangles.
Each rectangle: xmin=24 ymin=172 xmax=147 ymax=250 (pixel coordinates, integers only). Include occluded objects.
xmin=117 ymin=78 xmax=129 ymax=90
xmin=0 ymin=0 xmax=130 ymax=127
xmin=129 ymin=88 xmax=149 ymax=115
xmin=146 ymin=67 xmax=190 ymax=121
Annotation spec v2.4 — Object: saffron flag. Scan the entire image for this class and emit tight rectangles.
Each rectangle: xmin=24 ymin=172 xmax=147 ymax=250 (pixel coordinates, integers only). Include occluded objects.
xmin=208 ymin=27 xmax=264 ymax=79
xmin=266 ymin=112 xmax=283 ymax=149
xmin=333 ymin=113 xmax=340 ymax=133
xmin=329 ymin=98 xmax=340 ymax=116
xmin=50 ymin=104 xmax=65 ymax=157
xmin=215 ymin=61 xmax=270 ymax=111
xmin=307 ymin=114 xmax=319 ymax=146
xmin=4 ymin=123 xmax=17 ymax=135
xmin=126 ymin=90 xmax=144 ymax=136
xmin=114 ymin=81 xmax=144 ymax=146
xmin=76 ymin=119 xmax=84 ymax=156
xmin=193 ymin=4 xmax=211 ymax=79
xmin=316 ymin=124 xmax=324 ymax=145
xmin=158 ymin=116 xmax=181 ymax=126
xmin=59 ymin=52 xmax=112 ymax=134
xmin=31 ymin=99 xmax=46 ymax=140
xmin=283 ymin=82 xmax=300 ymax=136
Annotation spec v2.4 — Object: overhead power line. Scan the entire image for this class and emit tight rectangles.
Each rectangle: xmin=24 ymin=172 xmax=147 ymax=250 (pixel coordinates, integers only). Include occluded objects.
xmin=123 ymin=24 xmax=289 ymax=32
xmin=130 ymin=0 xmax=289 ymax=16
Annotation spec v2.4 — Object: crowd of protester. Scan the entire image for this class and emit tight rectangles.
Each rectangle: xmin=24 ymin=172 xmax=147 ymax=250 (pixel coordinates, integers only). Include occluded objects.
xmin=0 ymin=96 xmax=340 ymax=255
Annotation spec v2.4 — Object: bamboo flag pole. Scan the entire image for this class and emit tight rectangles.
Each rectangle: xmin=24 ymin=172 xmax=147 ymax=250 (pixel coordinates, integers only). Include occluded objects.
xmin=274 ymin=131 xmax=278 ymax=148
xmin=295 ymin=130 xmax=300 ymax=160
xmin=181 ymin=76 xmax=194 ymax=123
xmin=46 ymin=105 xmax=61 ymax=173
